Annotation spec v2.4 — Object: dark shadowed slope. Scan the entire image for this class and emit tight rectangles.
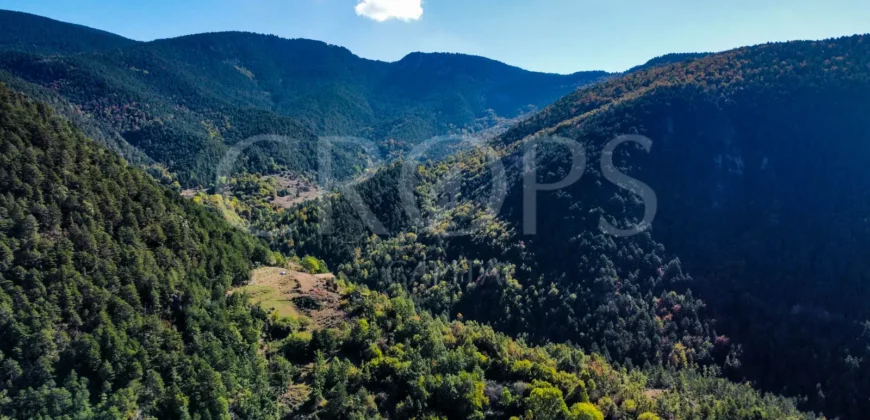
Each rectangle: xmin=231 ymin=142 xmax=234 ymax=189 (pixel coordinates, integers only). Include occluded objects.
xmin=491 ymin=34 xmax=870 ymax=418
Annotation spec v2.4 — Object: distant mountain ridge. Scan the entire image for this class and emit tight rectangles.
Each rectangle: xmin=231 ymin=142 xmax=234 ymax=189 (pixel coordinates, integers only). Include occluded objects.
xmin=0 ymin=10 xmax=610 ymax=186
xmin=118 ymin=31 xmax=609 ymax=138
xmin=0 ymin=10 xmax=139 ymax=54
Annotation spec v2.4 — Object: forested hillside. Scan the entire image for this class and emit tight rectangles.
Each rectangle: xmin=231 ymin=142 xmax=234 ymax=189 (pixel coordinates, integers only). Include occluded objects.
xmin=260 ymin=35 xmax=870 ymax=419
xmin=0 ymin=83 xmax=281 ymax=417
xmin=524 ymin=35 xmax=870 ymax=418
xmin=0 ymin=45 xmax=357 ymax=187
xmin=0 ymin=82 xmax=816 ymax=419
xmin=265 ymin=281 xmax=814 ymax=419
xmin=0 ymin=9 xmax=609 ymax=186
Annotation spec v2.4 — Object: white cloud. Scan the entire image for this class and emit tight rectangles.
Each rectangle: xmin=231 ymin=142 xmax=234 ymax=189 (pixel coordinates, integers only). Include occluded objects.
xmin=355 ymin=0 xmax=423 ymax=22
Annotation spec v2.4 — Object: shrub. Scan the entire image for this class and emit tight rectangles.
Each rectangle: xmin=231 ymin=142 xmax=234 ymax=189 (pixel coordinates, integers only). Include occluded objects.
xmin=570 ymin=402 xmax=603 ymax=420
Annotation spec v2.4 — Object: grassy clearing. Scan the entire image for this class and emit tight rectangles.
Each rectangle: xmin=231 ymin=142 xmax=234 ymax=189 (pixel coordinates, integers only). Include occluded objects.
xmin=233 ymin=267 xmax=343 ymax=329
xmin=238 ymin=284 xmax=300 ymax=318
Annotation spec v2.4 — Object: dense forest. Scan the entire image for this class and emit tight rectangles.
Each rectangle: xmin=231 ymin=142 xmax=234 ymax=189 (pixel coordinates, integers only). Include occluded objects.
xmin=0 ymin=46 xmax=363 ymax=187
xmin=269 ymin=283 xmax=814 ymax=419
xmin=0 ymin=83 xmax=279 ymax=417
xmin=245 ymin=35 xmax=870 ymax=419
xmin=491 ymin=35 xmax=870 ymax=418
xmin=0 ymin=83 xmax=815 ymax=419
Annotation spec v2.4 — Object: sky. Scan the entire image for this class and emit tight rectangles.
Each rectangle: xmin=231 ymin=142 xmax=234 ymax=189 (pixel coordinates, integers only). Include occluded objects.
xmin=3 ymin=0 xmax=870 ymax=74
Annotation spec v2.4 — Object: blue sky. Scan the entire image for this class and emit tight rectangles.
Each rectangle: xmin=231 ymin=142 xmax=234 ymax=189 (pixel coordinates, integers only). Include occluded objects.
xmin=3 ymin=0 xmax=870 ymax=73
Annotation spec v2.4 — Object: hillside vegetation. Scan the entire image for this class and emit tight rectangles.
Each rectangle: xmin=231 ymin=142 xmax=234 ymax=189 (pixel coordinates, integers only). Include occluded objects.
xmin=264 ymin=35 xmax=870 ymax=419
xmin=491 ymin=34 xmax=870 ymax=417
xmin=0 ymin=83 xmax=816 ymax=419
xmin=264 ymin=282 xmax=814 ymax=419
xmin=0 ymin=83 xmax=281 ymax=418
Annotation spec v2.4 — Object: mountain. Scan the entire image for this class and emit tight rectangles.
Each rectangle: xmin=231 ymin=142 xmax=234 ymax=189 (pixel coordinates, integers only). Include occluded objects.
xmin=266 ymin=34 xmax=870 ymax=419
xmin=119 ymin=32 xmax=607 ymax=140
xmin=467 ymin=34 xmax=870 ymax=418
xmin=0 ymin=10 xmax=138 ymax=54
xmin=0 ymin=10 xmax=610 ymax=186
xmin=0 ymin=31 xmax=364 ymax=186
xmin=0 ymin=82 xmax=816 ymax=419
